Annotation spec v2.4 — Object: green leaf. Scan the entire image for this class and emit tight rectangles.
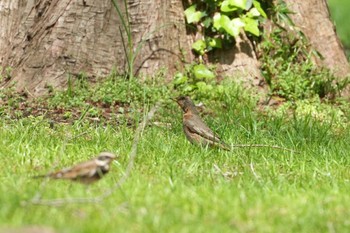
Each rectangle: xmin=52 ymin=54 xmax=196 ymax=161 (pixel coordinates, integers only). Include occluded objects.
xmin=193 ymin=64 xmax=215 ymax=80
xmin=196 ymin=82 xmax=213 ymax=93
xmin=192 ymin=39 xmax=207 ymax=55
xmin=213 ymin=13 xmax=222 ymax=30
xmin=247 ymin=7 xmax=261 ymax=17
xmin=202 ymin=17 xmax=213 ymax=28
xmin=207 ymin=37 xmax=222 ymax=48
xmin=228 ymin=0 xmax=247 ymax=10
xmin=253 ymin=0 xmax=267 ymax=18
xmin=243 ymin=17 xmax=259 ymax=36
xmin=220 ymin=0 xmax=238 ymax=12
xmin=183 ymin=85 xmax=194 ymax=92
xmin=173 ymin=73 xmax=188 ymax=85
xmin=184 ymin=5 xmax=204 ymax=24
xmin=245 ymin=0 xmax=253 ymax=10
xmin=196 ymin=81 xmax=207 ymax=90
xmin=220 ymin=16 xmax=245 ymax=38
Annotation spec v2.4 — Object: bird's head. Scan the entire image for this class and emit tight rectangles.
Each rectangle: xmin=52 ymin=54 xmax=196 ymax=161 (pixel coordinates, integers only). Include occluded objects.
xmin=96 ymin=152 xmax=117 ymax=165
xmin=175 ymin=96 xmax=197 ymax=113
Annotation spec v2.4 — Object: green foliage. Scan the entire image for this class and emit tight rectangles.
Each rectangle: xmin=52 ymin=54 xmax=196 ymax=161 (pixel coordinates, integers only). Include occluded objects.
xmin=48 ymin=74 xmax=91 ymax=108
xmin=266 ymin=97 xmax=349 ymax=130
xmin=185 ymin=0 xmax=267 ymax=56
xmin=172 ymin=63 xmax=261 ymax=108
xmin=48 ymin=72 xmax=170 ymax=109
xmin=173 ymin=63 xmax=224 ymax=99
xmin=259 ymin=2 xmax=349 ymax=101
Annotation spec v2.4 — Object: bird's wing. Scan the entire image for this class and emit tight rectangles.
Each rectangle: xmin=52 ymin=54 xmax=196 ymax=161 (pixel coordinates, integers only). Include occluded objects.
xmin=184 ymin=115 xmax=223 ymax=143
xmin=50 ymin=160 xmax=97 ymax=179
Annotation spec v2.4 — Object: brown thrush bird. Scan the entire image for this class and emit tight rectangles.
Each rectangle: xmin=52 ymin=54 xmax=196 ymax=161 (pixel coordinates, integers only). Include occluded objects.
xmin=175 ymin=96 xmax=230 ymax=151
xmin=34 ymin=152 xmax=116 ymax=184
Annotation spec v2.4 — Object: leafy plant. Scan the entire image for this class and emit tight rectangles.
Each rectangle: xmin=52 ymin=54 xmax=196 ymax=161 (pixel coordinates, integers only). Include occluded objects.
xmin=184 ymin=0 xmax=267 ymax=56
xmin=47 ymin=71 xmax=170 ymax=111
xmin=173 ymin=63 xmax=225 ymax=99
xmin=259 ymin=1 xmax=349 ymax=101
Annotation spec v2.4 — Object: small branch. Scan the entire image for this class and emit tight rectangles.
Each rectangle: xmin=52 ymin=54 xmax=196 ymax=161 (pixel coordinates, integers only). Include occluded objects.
xmin=230 ymin=144 xmax=299 ymax=153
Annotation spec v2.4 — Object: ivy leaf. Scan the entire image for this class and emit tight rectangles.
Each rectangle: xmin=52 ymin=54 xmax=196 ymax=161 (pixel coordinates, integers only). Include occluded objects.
xmin=183 ymin=85 xmax=194 ymax=92
xmin=196 ymin=81 xmax=213 ymax=92
xmin=207 ymin=37 xmax=222 ymax=48
xmin=202 ymin=17 xmax=213 ymax=28
xmin=247 ymin=7 xmax=261 ymax=17
xmin=227 ymin=0 xmax=247 ymax=10
xmin=213 ymin=13 xmax=222 ymax=30
xmin=173 ymin=73 xmax=188 ymax=85
xmin=245 ymin=0 xmax=253 ymax=10
xmin=184 ymin=5 xmax=204 ymax=24
xmin=220 ymin=0 xmax=238 ymax=12
xmin=243 ymin=17 xmax=259 ymax=36
xmin=253 ymin=0 xmax=267 ymax=18
xmin=192 ymin=39 xmax=207 ymax=55
xmin=219 ymin=16 xmax=245 ymax=38
xmin=193 ymin=64 xmax=215 ymax=80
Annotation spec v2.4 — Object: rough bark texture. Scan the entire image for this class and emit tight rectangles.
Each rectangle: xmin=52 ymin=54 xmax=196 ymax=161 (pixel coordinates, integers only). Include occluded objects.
xmin=209 ymin=32 xmax=266 ymax=97
xmin=127 ymin=0 xmax=193 ymax=78
xmin=0 ymin=0 xmax=126 ymax=95
xmin=0 ymin=0 xmax=196 ymax=96
xmin=284 ymin=0 xmax=350 ymax=78
xmin=0 ymin=0 xmax=264 ymax=97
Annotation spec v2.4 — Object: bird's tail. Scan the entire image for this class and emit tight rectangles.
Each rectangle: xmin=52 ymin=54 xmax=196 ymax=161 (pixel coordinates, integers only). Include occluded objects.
xmin=217 ymin=142 xmax=231 ymax=151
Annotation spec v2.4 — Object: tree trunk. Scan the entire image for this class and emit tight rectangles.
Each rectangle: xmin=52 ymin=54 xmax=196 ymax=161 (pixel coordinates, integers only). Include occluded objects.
xmin=126 ymin=0 xmax=193 ymax=78
xmin=0 ymin=0 xmax=347 ymax=98
xmin=283 ymin=0 xmax=350 ymax=78
xmin=0 ymin=0 xmax=126 ymax=95
xmin=0 ymin=0 xmax=264 ymax=97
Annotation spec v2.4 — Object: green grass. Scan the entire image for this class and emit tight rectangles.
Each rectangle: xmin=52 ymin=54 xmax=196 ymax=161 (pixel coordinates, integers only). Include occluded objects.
xmin=1 ymin=87 xmax=350 ymax=232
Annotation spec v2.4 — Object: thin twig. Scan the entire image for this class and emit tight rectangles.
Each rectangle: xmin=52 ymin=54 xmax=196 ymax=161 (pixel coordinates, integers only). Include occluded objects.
xmin=27 ymin=102 xmax=161 ymax=206
xmin=230 ymin=144 xmax=299 ymax=153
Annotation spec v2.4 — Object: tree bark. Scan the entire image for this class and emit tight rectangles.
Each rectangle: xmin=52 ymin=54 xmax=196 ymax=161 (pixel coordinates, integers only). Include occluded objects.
xmin=0 ymin=0 xmax=265 ymax=97
xmin=209 ymin=32 xmax=266 ymax=97
xmin=0 ymin=0 xmax=127 ymax=95
xmin=284 ymin=0 xmax=350 ymax=78
xmin=126 ymin=0 xmax=193 ymax=78
xmin=1 ymin=0 xmax=346 ymax=98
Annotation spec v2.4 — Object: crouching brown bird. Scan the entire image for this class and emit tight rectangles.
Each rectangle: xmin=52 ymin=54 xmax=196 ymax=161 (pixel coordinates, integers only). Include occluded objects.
xmin=33 ymin=152 xmax=116 ymax=184
xmin=175 ymin=96 xmax=231 ymax=151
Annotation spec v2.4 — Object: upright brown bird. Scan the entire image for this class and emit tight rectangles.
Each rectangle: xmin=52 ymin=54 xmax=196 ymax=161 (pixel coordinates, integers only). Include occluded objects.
xmin=34 ymin=152 xmax=116 ymax=184
xmin=175 ymin=96 xmax=230 ymax=151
